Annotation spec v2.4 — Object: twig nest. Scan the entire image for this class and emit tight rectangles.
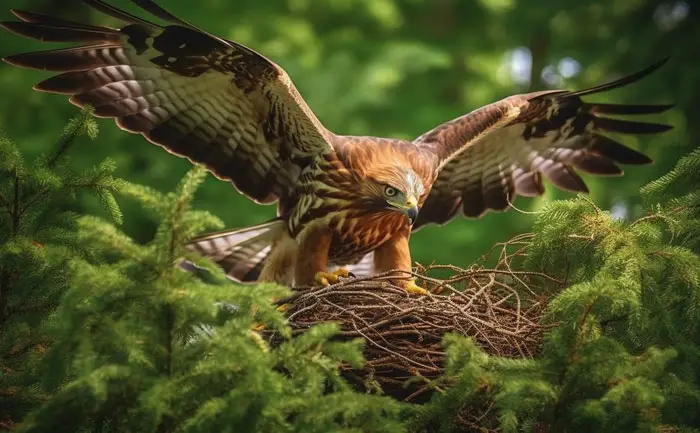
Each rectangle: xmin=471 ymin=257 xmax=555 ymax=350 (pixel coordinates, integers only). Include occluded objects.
xmin=277 ymin=258 xmax=556 ymax=402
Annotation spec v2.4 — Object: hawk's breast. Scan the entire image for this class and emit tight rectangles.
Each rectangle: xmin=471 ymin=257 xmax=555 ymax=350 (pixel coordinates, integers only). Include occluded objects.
xmin=327 ymin=211 xmax=408 ymax=264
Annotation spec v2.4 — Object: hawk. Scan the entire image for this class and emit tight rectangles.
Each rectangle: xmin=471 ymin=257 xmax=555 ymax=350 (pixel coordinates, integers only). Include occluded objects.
xmin=2 ymin=0 xmax=672 ymax=295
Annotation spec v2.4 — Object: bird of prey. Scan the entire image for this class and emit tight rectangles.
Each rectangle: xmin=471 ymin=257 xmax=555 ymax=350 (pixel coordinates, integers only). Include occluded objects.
xmin=1 ymin=1 xmax=672 ymax=295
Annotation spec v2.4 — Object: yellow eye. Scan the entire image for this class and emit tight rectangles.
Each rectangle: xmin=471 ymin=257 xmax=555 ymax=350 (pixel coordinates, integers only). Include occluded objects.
xmin=384 ymin=185 xmax=398 ymax=197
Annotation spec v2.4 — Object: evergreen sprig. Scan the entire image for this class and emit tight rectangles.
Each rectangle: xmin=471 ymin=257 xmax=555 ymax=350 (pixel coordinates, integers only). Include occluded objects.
xmin=18 ymin=163 xmax=406 ymax=433
xmin=0 ymin=108 xmax=122 ymax=428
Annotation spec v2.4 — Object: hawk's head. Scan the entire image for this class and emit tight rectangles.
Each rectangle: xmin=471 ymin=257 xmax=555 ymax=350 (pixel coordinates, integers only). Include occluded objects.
xmin=363 ymin=164 xmax=425 ymax=224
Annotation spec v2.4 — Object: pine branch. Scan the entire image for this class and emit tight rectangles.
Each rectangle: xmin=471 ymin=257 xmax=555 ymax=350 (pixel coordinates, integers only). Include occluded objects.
xmin=0 ymin=173 xmax=19 ymax=327
xmin=158 ymin=305 xmax=176 ymax=433
xmin=46 ymin=107 xmax=97 ymax=168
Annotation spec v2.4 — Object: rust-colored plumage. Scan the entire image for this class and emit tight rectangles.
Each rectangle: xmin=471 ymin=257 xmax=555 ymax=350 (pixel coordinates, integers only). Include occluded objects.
xmin=1 ymin=1 xmax=673 ymax=293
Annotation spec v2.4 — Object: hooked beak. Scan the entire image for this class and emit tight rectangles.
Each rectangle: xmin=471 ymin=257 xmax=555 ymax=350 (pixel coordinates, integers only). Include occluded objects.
xmin=404 ymin=196 xmax=419 ymax=224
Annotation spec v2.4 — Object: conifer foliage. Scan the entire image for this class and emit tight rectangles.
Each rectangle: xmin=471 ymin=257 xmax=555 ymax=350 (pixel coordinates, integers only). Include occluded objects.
xmin=0 ymin=109 xmax=121 ymax=427
xmin=416 ymin=148 xmax=700 ymax=432
xmin=13 ymin=145 xmax=405 ymax=432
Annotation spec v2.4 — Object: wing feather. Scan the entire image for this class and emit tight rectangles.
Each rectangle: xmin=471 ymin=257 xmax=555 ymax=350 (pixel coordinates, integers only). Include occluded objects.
xmin=80 ymin=0 xmax=161 ymax=27
xmin=1 ymin=0 xmax=334 ymax=205
xmin=413 ymin=60 xmax=672 ymax=228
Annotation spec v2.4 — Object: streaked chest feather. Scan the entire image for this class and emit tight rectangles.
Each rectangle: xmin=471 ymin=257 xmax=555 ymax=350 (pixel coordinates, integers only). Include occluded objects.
xmin=287 ymin=150 xmax=416 ymax=263
xmin=327 ymin=211 xmax=407 ymax=263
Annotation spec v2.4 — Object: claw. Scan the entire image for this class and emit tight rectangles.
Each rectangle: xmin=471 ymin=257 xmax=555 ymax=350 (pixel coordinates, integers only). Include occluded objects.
xmin=251 ymin=303 xmax=289 ymax=331
xmin=314 ymin=268 xmax=350 ymax=286
xmin=403 ymin=279 xmax=429 ymax=296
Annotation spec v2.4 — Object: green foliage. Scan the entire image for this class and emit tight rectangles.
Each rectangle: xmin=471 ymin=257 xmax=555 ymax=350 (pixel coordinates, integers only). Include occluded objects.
xmin=15 ymin=161 xmax=406 ymax=433
xmin=411 ymin=147 xmax=700 ymax=432
xmin=0 ymin=109 xmax=121 ymax=427
xmin=515 ymin=151 xmax=700 ymax=432
xmin=2 ymin=114 xmax=700 ymax=432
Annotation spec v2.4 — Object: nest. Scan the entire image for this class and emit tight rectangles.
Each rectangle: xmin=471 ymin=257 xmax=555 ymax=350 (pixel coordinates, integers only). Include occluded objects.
xmin=267 ymin=234 xmax=562 ymax=407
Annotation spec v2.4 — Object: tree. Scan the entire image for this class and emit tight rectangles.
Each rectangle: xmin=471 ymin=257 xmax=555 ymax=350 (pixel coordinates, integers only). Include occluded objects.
xmin=414 ymin=148 xmax=700 ymax=432
xmin=0 ymin=109 xmax=121 ymax=428
xmin=10 ymin=149 xmax=405 ymax=433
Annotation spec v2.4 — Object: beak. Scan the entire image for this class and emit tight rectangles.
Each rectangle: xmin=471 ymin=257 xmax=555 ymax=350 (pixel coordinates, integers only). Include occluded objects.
xmin=404 ymin=196 xmax=419 ymax=224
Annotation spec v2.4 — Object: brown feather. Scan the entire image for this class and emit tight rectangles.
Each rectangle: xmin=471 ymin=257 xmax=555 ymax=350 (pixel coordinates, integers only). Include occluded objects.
xmin=513 ymin=171 xmax=544 ymax=197
xmin=4 ymin=46 xmax=124 ymax=72
xmin=2 ymin=0 xmax=335 ymax=207
xmin=81 ymin=0 xmax=161 ymax=28
xmin=571 ymin=153 xmax=623 ymax=175
xmin=566 ymin=57 xmax=669 ymax=97
xmin=413 ymin=60 xmax=672 ymax=229
xmin=0 ymin=21 xmax=120 ymax=42
xmin=588 ymin=102 xmax=674 ymax=115
xmin=590 ymin=134 xmax=653 ymax=164
xmin=594 ymin=117 xmax=673 ymax=135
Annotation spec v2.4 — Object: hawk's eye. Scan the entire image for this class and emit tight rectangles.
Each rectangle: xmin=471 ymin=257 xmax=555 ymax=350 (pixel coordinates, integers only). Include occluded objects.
xmin=384 ymin=185 xmax=398 ymax=197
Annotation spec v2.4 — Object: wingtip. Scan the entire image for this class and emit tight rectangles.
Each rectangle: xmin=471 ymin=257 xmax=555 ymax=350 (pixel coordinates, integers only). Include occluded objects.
xmin=10 ymin=10 xmax=37 ymax=22
xmin=652 ymin=56 xmax=671 ymax=69
xmin=638 ymin=56 xmax=671 ymax=77
xmin=1 ymin=54 xmax=22 ymax=68
xmin=0 ymin=21 xmax=22 ymax=36
xmin=3 ymin=52 xmax=55 ymax=71
xmin=570 ymin=57 xmax=672 ymax=98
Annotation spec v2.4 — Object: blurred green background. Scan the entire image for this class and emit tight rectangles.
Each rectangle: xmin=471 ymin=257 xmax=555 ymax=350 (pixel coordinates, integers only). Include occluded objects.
xmin=0 ymin=0 xmax=694 ymax=267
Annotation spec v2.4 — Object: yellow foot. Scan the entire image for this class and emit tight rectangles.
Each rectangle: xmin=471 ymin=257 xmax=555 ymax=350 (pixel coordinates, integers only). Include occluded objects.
xmin=403 ymin=280 xmax=429 ymax=296
xmin=251 ymin=304 xmax=289 ymax=331
xmin=314 ymin=268 xmax=350 ymax=286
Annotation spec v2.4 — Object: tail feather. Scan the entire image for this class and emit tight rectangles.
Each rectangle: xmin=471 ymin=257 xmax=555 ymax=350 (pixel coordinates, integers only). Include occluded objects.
xmin=185 ymin=219 xmax=284 ymax=283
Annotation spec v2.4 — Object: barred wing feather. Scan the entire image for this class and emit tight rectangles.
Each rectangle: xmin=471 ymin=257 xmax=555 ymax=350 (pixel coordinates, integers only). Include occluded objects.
xmin=412 ymin=59 xmax=672 ymax=229
xmin=1 ymin=0 xmax=334 ymax=205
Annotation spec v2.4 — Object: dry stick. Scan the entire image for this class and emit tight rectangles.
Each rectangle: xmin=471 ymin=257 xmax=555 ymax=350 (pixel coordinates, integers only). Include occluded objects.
xmin=281 ymin=252 xmax=553 ymax=401
xmin=349 ymin=320 xmax=437 ymax=372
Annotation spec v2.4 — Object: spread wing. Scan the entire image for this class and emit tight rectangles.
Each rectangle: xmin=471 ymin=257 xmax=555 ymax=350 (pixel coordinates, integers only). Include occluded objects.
xmin=412 ymin=59 xmax=673 ymax=229
xmin=1 ymin=0 xmax=334 ymax=205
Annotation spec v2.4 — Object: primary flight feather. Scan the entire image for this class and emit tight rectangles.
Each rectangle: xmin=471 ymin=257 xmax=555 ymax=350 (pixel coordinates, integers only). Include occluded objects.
xmin=1 ymin=0 xmax=673 ymax=294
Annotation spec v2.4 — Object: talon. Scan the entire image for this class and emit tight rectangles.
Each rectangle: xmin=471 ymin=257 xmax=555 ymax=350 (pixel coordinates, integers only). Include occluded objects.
xmin=251 ymin=303 xmax=289 ymax=331
xmin=315 ymin=274 xmax=331 ymax=286
xmin=334 ymin=268 xmax=350 ymax=278
xmin=403 ymin=280 xmax=429 ymax=296
xmin=248 ymin=329 xmax=269 ymax=352
xmin=314 ymin=268 xmax=350 ymax=286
